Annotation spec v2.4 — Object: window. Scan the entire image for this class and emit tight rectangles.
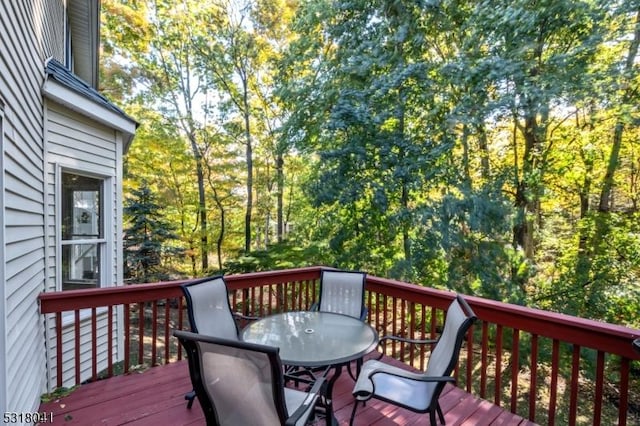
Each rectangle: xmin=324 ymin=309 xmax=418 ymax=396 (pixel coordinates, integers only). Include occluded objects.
xmin=64 ymin=8 xmax=72 ymax=69
xmin=61 ymin=172 xmax=104 ymax=290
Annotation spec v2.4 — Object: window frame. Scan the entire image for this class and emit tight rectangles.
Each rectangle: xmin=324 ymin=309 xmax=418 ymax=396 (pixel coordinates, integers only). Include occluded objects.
xmin=56 ymin=165 xmax=114 ymax=292
xmin=64 ymin=5 xmax=72 ymax=70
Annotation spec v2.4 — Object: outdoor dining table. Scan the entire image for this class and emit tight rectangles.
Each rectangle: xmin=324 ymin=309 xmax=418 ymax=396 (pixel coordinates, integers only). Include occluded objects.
xmin=241 ymin=310 xmax=379 ymax=425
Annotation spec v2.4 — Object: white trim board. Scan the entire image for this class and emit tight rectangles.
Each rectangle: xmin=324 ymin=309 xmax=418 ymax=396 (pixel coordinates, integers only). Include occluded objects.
xmin=41 ymin=79 xmax=136 ymax=150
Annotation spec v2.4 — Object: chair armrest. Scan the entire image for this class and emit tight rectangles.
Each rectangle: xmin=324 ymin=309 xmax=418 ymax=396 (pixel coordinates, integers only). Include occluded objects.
xmin=232 ymin=312 xmax=260 ymax=322
xmin=375 ymin=335 xmax=437 ymax=359
xmin=379 ymin=335 xmax=438 ymax=347
xmin=285 ymin=377 xmax=326 ymax=426
xmin=369 ymin=368 xmax=456 ymax=384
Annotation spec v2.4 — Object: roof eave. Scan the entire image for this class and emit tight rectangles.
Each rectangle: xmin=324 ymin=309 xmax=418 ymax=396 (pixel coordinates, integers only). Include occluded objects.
xmin=42 ymin=78 xmax=136 ymax=153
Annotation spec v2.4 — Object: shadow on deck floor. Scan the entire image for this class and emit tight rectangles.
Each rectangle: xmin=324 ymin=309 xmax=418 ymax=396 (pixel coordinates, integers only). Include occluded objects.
xmin=39 ymin=357 xmax=536 ymax=425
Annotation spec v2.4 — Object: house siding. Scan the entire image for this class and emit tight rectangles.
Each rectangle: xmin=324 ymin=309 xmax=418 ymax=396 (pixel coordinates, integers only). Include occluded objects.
xmin=39 ymin=0 xmax=66 ymax=62
xmin=0 ymin=0 xmax=66 ymax=415
xmin=1 ymin=0 xmax=44 ymax=416
xmin=44 ymin=102 xmax=123 ymax=389
xmin=55 ymin=311 xmax=117 ymax=386
xmin=0 ymin=98 xmax=6 ymax=419
xmin=1 ymin=0 xmax=131 ymax=413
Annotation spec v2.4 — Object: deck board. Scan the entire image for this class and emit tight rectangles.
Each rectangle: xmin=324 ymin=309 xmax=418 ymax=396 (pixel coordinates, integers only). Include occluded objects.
xmin=40 ymin=358 xmax=537 ymax=425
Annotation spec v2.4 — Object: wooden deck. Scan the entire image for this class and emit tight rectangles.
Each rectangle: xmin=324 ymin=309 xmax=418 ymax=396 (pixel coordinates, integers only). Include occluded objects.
xmin=39 ymin=358 xmax=537 ymax=425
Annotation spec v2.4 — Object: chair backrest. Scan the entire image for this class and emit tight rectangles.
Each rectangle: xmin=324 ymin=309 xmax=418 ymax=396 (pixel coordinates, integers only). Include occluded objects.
xmin=425 ymin=294 xmax=477 ymax=379
xmin=174 ymin=330 xmax=288 ymax=426
xmin=317 ymin=269 xmax=367 ymax=319
xmin=181 ymin=276 xmax=239 ymax=340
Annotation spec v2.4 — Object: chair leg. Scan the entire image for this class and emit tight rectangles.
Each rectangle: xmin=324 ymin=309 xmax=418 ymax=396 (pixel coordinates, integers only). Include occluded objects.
xmin=185 ymin=390 xmax=196 ymax=409
xmin=436 ymin=403 xmax=445 ymax=424
xmin=429 ymin=410 xmax=437 ymax=426
xmin=347 ymin=357 xmax=363 ymax=381
xmin=349 ymin=400 xmax=362 ymax=426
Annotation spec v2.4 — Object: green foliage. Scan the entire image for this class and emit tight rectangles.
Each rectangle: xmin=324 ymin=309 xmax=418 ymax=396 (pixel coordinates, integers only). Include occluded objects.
xmin=222 ymin=241 xmax=329 ymax=274
xmin=535 ymin=212 xmax=640 ymax=326
xmin=411 ymin=181 xmax=529 ymax=303
xmin=124 ymin=182 xmax=184 ymax=282
xmin=105 ymin=0 xmax=640 ymax=328
xmin=40 ymin=386 xmax=77 ymax=403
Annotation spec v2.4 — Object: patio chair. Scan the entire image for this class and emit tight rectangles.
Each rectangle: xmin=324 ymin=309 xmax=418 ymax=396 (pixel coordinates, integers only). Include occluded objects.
xmin=181 ymin=275 xmax=258 ymax=408
xmin=288 ymin=269 xmax=368 ymax=383
xmin=349 ymin=294 xmax=477 ymax=426
xmin=174 ymin=330 xmax=326 ymax=426
xmin=312 ymin=269 xmax=368 ymax=321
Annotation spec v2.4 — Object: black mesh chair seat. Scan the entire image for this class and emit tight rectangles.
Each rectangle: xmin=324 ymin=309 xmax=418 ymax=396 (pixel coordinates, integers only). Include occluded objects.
xmin=312 ymin=269 xmax=368 ymax=321
xmin=289 ymin=269 xmax=369 ymax=384
xmin=174 ymin=330 xmax=325 ymax=426
xmin=350 ymin=294 xmax=477 ymax=426
xmin=181 ymin=276 xmax=258 ymax=408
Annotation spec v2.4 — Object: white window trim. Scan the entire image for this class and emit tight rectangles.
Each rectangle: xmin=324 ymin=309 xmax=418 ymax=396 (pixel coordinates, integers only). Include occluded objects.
xmin=56 ymin=164 xmax=114 ymax=324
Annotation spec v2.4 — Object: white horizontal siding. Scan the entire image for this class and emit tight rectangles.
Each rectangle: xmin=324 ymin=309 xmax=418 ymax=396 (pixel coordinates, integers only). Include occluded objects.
xmin=0 ymin=0 xmax=63 ymax=417
xmin=46 ymin=105 xmax=117 ymax=174
xmin=44 ymin=100 xmax=124 ymax=390
xmin=38 ymin=0 xmax=66 ymax=62
xmin=1 ymin=0 xmax=125 ymax=411
xmin=49 ymin=310 xmax=118 ymax=389
xmin=0 ymin=5 xmax=45 ymax=151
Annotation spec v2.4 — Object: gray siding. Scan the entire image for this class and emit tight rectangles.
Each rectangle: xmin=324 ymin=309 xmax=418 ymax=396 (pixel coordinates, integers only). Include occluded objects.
xmin=0 ymin=0 xmax=65 ymax=415
xmin=44 ymin=102 xmax=123 ymax=389
xmin=1 ymin=0 xmax=128 ymax=412
xmin=0 ymin=98 xmax=5 ymax=418
xmin=0 ymin=0 xmax=64 ymax=418
xmin=47 ymin=309 xmax=119 ymax=390
xmin=39 ymin=0 xmax=66 ymax=62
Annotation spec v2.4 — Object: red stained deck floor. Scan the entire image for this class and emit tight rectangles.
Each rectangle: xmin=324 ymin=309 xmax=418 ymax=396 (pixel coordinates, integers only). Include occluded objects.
xmin=39 ymin=357 xmax=537 ymax=425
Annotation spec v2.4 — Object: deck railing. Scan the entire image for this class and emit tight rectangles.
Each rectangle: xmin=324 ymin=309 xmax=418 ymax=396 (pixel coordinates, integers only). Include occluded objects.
xmin=38 ymin=266 xmax=640 ymax=425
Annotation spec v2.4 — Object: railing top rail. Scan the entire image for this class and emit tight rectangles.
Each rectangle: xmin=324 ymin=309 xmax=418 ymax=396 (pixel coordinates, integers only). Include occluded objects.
xmin=38 ymin=266 xmax=324 ymax=313
xmin=366 ymin=275 xmax=640 ymax=359
xmin=38 ymin=266 xmax=640 ymax=358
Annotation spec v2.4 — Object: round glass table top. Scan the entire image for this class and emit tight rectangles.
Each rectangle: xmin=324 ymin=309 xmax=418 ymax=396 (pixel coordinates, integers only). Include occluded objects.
xmin=241 ymin=311 xmax=379 ymax=367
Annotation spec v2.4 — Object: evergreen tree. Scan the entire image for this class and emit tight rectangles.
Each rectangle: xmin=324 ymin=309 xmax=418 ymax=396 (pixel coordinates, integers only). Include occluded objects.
xmin=123 ymin=182 xmax=182 ymax=282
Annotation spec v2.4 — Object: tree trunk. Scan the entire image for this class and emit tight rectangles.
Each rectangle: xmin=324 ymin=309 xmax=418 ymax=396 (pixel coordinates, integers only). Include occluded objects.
xmin=574 ymin=109 xmax=596 ymax=288
xmin=461 ymin=124 xmax=471 ymax=184
xmin=514 ymin=101 xmax=545 ymax=260
xmin=598 ymin=10 xmax=640 ymax=212
xmin=189 ymin=134 xmax=208 ymax=272
xmin=598 ymin=122 xmax=625 ymax=212
xmin=243 ymin=84 xmax=253 ymax=254
xmin=396 ymin=84 xmax=411 ymax=263
xmin=276 ymin=154 xmax=284 ymax=243
xmin=212 ymin=188 xmax=225 ymax=272
xmin=477 ymin=125 xmax=490 ymax=179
